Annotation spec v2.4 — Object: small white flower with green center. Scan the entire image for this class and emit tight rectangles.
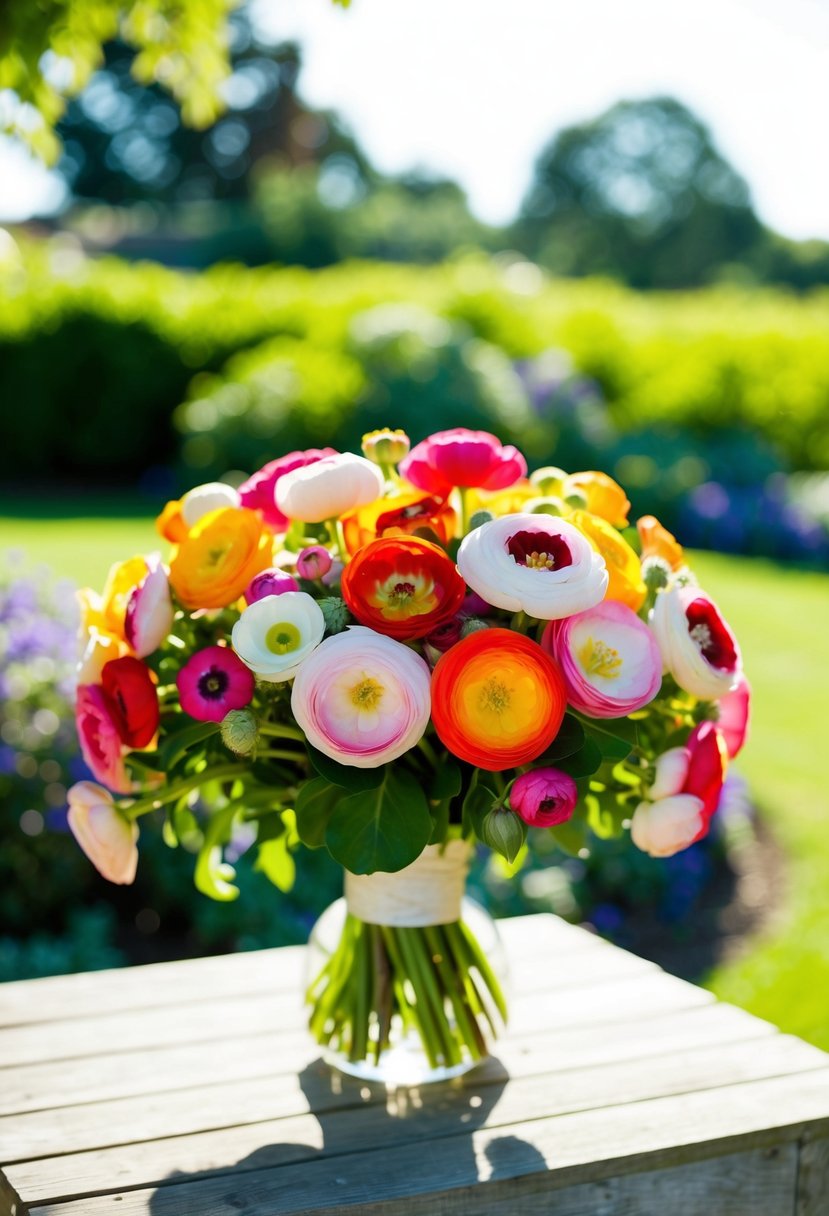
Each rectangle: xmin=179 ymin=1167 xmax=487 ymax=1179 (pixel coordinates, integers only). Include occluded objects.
xmin=231 ymin=592 xmax=325 ymax=683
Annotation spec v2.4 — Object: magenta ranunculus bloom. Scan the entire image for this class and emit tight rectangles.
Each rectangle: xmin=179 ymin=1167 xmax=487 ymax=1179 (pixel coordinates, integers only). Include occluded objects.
xmin=510 ymin=767 xmax=578 ymax=827
xmin=716 ymin=674 xmax=751 ymax=759
xmin=543 ymin=599 xmax=662 ymax=718
xmin=177 ymin=645 xmax=256 ymax=723
xmin=245 ymin=567 xmax=300 ymax=604
xmin=399 ymin=428 xmax=527 ymax=496
xmin=238 ymin=448 xmax=337 ymax=532
xmin=75 ymin=684 xmax=131 ymax=794
xmin=296 ymin=546 xmax=333 ymax=581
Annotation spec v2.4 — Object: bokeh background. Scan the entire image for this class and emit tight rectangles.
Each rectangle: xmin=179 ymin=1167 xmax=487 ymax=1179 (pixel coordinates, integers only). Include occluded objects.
xmin=1 ymin=0 xmax=827 ymax=1048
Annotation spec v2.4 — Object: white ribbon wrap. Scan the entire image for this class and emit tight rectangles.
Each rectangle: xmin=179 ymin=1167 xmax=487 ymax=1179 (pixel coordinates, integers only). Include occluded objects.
xmin=345 ymin=840 xmax=472 ymax=927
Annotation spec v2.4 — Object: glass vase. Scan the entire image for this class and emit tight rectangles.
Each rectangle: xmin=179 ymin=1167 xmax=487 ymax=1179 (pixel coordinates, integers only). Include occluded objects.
xmin=305 ymin=842 xmax=508 ymax=1086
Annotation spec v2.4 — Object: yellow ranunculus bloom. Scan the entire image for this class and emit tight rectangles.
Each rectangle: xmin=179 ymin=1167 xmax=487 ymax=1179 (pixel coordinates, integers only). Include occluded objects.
xmin=170 ymin=507 xmax=273 ymax=610
xmin=77 ymin=556 xmax=149 ymax=646
xmin=564 ymin=471 xmax=630 ymax=528
xmin=570 ymin=510 xmax=645 ymax=612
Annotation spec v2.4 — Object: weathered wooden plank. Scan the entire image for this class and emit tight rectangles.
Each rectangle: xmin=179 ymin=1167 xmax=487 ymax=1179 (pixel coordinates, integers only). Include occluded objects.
xmin=0 ymin=967 xmax=710 ymax=1070
xmin=318 ymin=1145 xmax=799 ymax=1216
xmin=25 ymin=1069 xmax=829 ymax=1216
xmin=796 ymin=1134 xmax=829 ymax=1216
xmin=6 ymin=1036 xmax=824 ymax=1204
xmin=0 ymin=998 xmax=772 ymax=1118
xmin=0 ymin=914 xmax=599 ymax=1030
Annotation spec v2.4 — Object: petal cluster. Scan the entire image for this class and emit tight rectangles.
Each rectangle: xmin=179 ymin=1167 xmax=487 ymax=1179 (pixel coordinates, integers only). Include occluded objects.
xmin=651 ymin=583 xmax=741 ymax=699
xmin=232 ymin=592 xmax=325 ymax=682
xmin=400 ymin=428 xmax=526 ymax=495
xmin=67 ymin=782 xmax=139 ymax=885
xmin=631 ymin=722 xmax=728 ymax=857
xmin=276 ymin=453 xmax=384 ymax=524
xmin=341 ymin=536 xmax=466 ymax=641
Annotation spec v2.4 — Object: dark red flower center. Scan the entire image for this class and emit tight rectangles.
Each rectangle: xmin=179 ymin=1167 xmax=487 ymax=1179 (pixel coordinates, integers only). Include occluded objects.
xmin=507 ymin=530 xmax=572 ymax=571
xmin=198 ymin=668 xmax=230 ymax=700
xmin=686 ymin=599 xmax=738 ymax=671
xmin=539 ymin=797 xmax=559 ymax=814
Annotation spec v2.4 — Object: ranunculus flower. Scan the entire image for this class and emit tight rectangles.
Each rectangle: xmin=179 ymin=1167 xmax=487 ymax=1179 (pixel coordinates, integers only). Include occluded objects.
xmin=276 ymin=453 xmax=384 ymax=524
xmin=717 ymin=674 xmax=751 ymax=759
xmin=177 ymin=645 xmax=256 ymax=722
xmin=631 ymin=721 xmax=728 ymax=857
xmin=563 ymin=471 xmax=630 ymax=527
xmin=340 ymin=536 xmax=466 ymax=641
xmin=430 ymin=628 xmax=567 ymax=771
xmin=124 ymin=561 xmax=173 ymax=658
xmin=651 ymin=583 xmax=741 ymax=700
xmin=101 ymin=656 xmax=160 ymax=748
xmin=231 ymin=591 xmax=325 ymax=682
xmin=570 ymin=510 xmax=645 ymax=613
xmin=361 ymin=428 xmax=411 ymax=466
xmin=77 ymin=628 xmax=128 ymax=685
xmin=340 ymin=490 xmax=456 ymax=556
xmin=291 ymin=626 xmax=431 ymax=768
xmin=400 ymin=428 xmax=527 ymax=496
xmin=296 ymin=546 xmax=333 ymax=581
xmin=245 ymin=567 xmax=300 ymax=603
xmin=637 ymin=514 xmax=685 ymax=571
xmin=457 ymin=513 xmax=608 ymax=620
xmin=180 ymin=482 xmax=240 ymax=528
xmin=542 ymin=600 xmax=662 ymax=718
xmin=80 ymin=555 xmax=150 ymax=643
xmin=509 ymin=767 xmax=578 ymax=827
xmin=169 ymin=507 xmax=272 ymax=610
xmin=75 ymin=685 xmax=131 ymax=794
xmin=238 ymin=448 xmax=337 ymax=532
xmin=67 ymin=781 xmax=139 ymax=884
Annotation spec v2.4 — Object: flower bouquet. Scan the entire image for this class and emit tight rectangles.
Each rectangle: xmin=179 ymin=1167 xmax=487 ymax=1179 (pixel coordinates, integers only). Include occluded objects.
xmin=67 ymin=427 xmax=749 ymax=1083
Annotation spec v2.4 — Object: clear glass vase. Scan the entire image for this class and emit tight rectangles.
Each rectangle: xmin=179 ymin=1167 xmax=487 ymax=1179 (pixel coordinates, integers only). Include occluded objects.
xmin=305 ymin=852 xmax=508 ymax=1086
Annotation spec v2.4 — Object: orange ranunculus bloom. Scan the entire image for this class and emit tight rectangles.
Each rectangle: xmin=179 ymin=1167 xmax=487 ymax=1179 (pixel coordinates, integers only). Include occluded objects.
xmin=156 ymin=499 xmax=190 ymax=544
xmin=564 ymin=471 xmax=630 ymax=528
xmin=340 ymin=491 xmax=455 ymax=556
xmin=570 ymin=509 xmax=646 ymax=612
xmin=637 ymin=514 xmax=685 ymax=571
xmin=341 ymin=536 xmax=466 ymax=642
xmin=431 ymin=628 xmax=567 ymax=771
xmin=169 ymin=507 xmax=272 ymax=610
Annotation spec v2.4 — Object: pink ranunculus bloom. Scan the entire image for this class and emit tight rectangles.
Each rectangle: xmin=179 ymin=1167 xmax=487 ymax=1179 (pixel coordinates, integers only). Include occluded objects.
xmin=291 ymin=626 xmax=431 ymax=768
xmin=399 ymin=428 xmax=527 ymax=496
xmin=67 ymin=781 xmax=139 ymax=884
xmin=245 ymin=567 xmax=300 ymax=604
xmin=238 ymin=449 xmax=337 ymax=532
xmin=296 ymin=545 xmax=333 ymax=581
xmin=543 ymin=600 xmax=662 ymax=718
xmin=509 ymin=767 xmax=578 ymax=827
xmin=75 ymin=684 xmax=132 ymax=794
xmin=631 ymin=721 xmax=728 ymax=857
xmin=124 ymin=560 xmax=173 ymax=658
xmin=177 ymin=645 xmax=256 ymax=723
xmin=717 ymin=674 xmax=751 ymax=759
xmin=651 ymin=583 xmax=741 ymax=700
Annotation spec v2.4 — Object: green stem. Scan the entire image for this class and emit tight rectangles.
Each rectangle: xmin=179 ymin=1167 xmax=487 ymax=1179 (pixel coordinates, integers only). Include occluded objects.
xmin=122 ymin=764 xmax=246 ymax=820
xmin=384 ymin=927 xmax=442 ymax=1069
xmin=416 ymin=735 xmax=439 ymax=768
xmin=258 ymin=722 xmax=306 ymax=742
xmin=424 ymin=925 xmax=484 ymax=1060
xmin=458 ymin=486 xmax=471 ymax=536
xmin=258 ymin=748 xmax=306 ymax=763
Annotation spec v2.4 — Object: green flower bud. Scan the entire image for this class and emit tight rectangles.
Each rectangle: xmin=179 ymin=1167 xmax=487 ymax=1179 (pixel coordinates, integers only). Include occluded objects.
xmin=220 ymin=708 xmax=259 ymax=757
xmin=530 ymin=465 xmax=568 ymax=495
xmin=468 ymin=509 xmax=494 ymax=530
xmin=361 ymin=428 xmax=411 ymax=466
xmin=460 ymin=618 xmax=489 ymax=639
xmin=482 ymin=806 xmax=526 ymax=863
xmin=563 ymin=490 xmax=589 ymax=510
xmin=641 ymin=555 xmax=671 ymax=592
xmin=530 ymin=497 xmax=564 ymax=517
xmin=319 ymin=596 xmax=353 ymax=635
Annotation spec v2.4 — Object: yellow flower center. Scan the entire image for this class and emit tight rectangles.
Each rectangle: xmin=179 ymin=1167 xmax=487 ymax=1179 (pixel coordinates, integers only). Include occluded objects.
xmin=524 ymin=551 xmax=556 ymax=570
xmin=577 ymin=636 xmax=623 ymax=679
xmin=265 ymin=622 xmax=302 ymax=655
xmin=479 ymin=677 xmax=511 ymax=714
xmin=351 ymin=677 xmax=384 ymax=711
xmin=371 ymin=571 xmax=438 ymax=620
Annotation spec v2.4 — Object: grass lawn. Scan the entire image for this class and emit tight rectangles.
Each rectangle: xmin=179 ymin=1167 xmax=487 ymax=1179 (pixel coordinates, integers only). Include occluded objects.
xmin=3 ymin=514 xmax=828 ymax=1048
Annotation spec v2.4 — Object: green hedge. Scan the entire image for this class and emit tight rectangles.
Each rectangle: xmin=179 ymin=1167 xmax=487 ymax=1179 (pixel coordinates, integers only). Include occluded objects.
xmin=2 ymin=242 xmax=829 ymax=481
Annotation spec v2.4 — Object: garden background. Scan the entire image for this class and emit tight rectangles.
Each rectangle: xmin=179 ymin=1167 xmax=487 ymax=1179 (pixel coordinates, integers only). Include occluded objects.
xmin=1 ymin=0 xmax=828 ymax=1050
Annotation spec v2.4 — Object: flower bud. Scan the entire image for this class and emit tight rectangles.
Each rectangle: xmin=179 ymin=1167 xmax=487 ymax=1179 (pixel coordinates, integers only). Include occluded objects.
xmin=530 ymin=497 xmax=564 ymax=516
xmin=641 ymin=555 xmax=671 ymax=592
xmin=361 ymin=428 xmax=411 ymax=466
xmin=468 ymin=510 xmax=494 ymax=530
xmin=319 ymin=596 xmax=352 ymax=635
xmin=297 ymin=546 xmax=333 ymax=581
xmin=221 ymin=708 xmax=259 ymax=756
xmin=460 ymin=617 xmax=489 ymax=639
xmin=482 ymin=806 xmax=526 ymax=863
xmin=509 ymin=767 xmax=578 ymax=827
xmin=425 ymin=616 xmax=463 ymax=654
xmin=563 ymin=490 xmax=589 ymax=510
xmin=246 ymin=568 xmax=300 ymax=604
xmin=529 ymin=466 xmax=568 ymax=495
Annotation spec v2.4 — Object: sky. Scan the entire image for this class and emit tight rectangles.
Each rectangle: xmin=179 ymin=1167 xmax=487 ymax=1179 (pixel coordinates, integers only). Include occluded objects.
xmin=2 ymin=0 xmax=829 ymax=238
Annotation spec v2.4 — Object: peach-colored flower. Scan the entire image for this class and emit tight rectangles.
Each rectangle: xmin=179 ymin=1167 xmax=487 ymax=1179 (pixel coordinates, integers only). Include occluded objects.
xmin=67 ymin=781 xmax=139 ymax=884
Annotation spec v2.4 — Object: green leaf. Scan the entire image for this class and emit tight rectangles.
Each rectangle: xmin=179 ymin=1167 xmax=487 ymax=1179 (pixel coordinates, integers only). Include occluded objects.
xmin=194 ymin=804 xmax=240 ymax=902
xmin=295 ymin=777 xmax=343 ymax=848
xmin=582 ymin=717 xmax=638 ymax=763
xmin=429 ymin=759 xmax=462 ymax=802
xmin=553 ymin=737 xmax=603 ymax=778
xmin=308 ymin=745 xmax=386 ymax=792
xmin=325 ymin=768 xmax=432 ymax=874
xmin=586 ymin=792 xmax=626 ymax=839
xmin=256 ymin=814 xmax=287 ymax=843
xmin=255 ymin=836 xmax=296 ymax=892
xmin=161 ymin=720 xmax=219 ymax=771
xmin=541 ymin=713 xmax=585 ymax=761
xmin=549 ymin=816 xmax=589 ymax=856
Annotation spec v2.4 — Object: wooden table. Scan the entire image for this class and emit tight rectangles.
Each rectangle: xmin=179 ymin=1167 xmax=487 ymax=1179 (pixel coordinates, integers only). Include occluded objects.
xmin=1 ymin=913 xmax=828 ymax=1215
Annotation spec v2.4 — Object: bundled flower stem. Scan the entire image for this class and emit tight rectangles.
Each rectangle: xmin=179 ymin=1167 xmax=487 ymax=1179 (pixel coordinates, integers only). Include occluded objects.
xmin=306 ymin=913 xmax=507 ymax=1069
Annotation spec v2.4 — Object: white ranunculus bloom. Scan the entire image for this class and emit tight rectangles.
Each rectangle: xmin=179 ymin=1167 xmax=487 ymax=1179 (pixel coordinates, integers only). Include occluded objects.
xmin=125 ymin=562 xmax=173 ymax=658
xmin=651 ymin=583 xmax=741 ymax=700
xmin=457 ymin=513 xmax=608 ymax=620
xmin=630 ymin=794 xmax=705 ymax=859
xmin=231 ymin=591 xmax=325 ymax=682
xmin=67 ymin=782 xmax=139 ymax=884
xmin=275 ymin=453 xmax=384 ymax=524
xmin=181 ymin=482 xmax=240 ymax=527
xmin=648 ymin=746 xmax=691 ymax=800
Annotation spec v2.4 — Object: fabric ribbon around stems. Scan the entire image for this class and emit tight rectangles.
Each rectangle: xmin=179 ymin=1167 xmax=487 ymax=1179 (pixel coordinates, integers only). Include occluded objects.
xmin=344 ymin=840 xmax=473 ymax=927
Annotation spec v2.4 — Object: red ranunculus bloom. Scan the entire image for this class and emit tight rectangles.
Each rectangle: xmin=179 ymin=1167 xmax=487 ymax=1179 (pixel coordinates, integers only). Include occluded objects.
xmin=340 ymin=536 xmax=466 ymax=641
xmin=101 ymin=656 xmax=160 ymax=749
xmin=684 ymin=720 xmax=728 ymax=830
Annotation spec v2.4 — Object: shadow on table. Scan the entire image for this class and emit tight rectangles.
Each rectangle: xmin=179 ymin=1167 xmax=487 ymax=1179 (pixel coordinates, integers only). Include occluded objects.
xmin=147 ymin=1056 xmax=547 ymax=1212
